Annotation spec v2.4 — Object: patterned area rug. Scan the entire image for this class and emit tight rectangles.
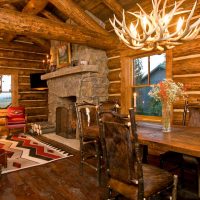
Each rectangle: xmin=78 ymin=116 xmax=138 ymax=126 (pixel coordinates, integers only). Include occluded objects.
xmin=0 ymin=133 xmax=73 ymax=174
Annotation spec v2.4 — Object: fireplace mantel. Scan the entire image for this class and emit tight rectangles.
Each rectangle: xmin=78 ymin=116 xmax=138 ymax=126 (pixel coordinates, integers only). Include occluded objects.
xmin=41 ymin=65 xmax=98 ymax=80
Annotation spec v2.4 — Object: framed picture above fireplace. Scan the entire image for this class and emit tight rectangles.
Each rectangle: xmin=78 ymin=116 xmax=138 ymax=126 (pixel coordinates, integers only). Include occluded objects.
xmin=57 ymin=43 xmax=71 ymax=68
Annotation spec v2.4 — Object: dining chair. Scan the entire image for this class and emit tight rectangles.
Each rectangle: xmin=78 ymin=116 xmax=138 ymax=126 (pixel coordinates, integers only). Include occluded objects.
xmin=99 ymin=108 xmax=178 ymax=200
xmin=75 ymin=102 xmax=102 ymax=185
xmin=182 ymin=99 xmax=200 ymax=198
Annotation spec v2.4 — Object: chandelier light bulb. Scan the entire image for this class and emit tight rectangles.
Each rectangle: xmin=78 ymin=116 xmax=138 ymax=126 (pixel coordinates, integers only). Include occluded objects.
xmin=177 ymin=17 xmax=184 ymax=33
xmin=130 ymin=23 xmax=137 ymax=37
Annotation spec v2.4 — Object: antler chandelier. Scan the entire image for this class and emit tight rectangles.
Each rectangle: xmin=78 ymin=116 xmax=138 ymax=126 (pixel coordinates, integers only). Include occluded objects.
xmin=110 ymin=0 xmax=200 ymax=51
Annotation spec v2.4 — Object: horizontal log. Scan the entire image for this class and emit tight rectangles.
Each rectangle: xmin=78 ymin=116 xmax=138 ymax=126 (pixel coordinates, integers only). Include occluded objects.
xmin=19 ymin=100 xmax=47 ymax=107
xmin=108 ymin=82 xmax=121 ymax=94
xmin=27 ymin=115 xmax=48 ymax=123
xmin=0 ymin=59 xmax=43 ymax=68
xmin=107 ymin=58 xmax=121 ymax=69
xmin=0 ymin=8 xmax=118 ymax=50
xmin=0 ymin=40 xmax=48 ymax=53
xmin=173 ymin=57 xmax=200 ymax=75
xmin=18 ymin=76 xmax=30 ymax=84
xmin=107 ymin=70 xmax=121 ymax=81
xmin=0 ymin=49 xmax=46 ymax=61
xmin=173 ymin=38 xmax=200 ymax=58
xmin=106 ymin=49 xmax=120 ymax=58
xmin=25 ymin=107 xmax=48 ymax=116
xmin=174 ymin=77 xmax=200 ymax=91
xmin=19 ymin=92 xmax=48 ymax=100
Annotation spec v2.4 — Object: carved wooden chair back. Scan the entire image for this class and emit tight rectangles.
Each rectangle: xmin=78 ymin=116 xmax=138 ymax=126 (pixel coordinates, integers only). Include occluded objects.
xmin=183 ymin=99 xmax=200 ymax=127
xmin=76 ymin=102 xmax=99 ymax=138
xmin=99 ymin=99 xmax=119 ymax=113
xmin=100 ymin=109 xmax=143 ymax=186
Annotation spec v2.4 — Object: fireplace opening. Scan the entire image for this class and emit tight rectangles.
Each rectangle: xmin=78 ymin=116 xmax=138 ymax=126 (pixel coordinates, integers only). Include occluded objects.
xmin=56 ymin=96 xmax=77 ymax=138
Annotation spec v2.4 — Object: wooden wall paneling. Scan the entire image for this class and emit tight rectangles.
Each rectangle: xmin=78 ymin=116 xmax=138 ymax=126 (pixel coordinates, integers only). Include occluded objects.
xmin=19 ymin=100 xmax=48 ymax=107
xmin=0 ymin=49 xmax=46 ymax=61
xmin=173 ymin=57 xmax=200 ymax=75
xmin=0 ymin=40 xmax=49 ymax=129
xmin=19 ymin=91 xmax=48 ymax=100
xmin=107 ymin=57 xmax=120 ymax=69
xmin=107 ymin=69 xmax=121 ymax=81
xmin=108 ymin=82 xmax=121 ymax=94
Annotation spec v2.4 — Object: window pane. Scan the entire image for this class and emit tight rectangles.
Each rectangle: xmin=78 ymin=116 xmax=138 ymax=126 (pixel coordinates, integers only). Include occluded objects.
xmin=150 ymin=54 xmax=166 ymax=84
xmin=133 ymin=56 xmax=148 ymax=85
xmin=0 ymin=75 xmax=12 ymax=108
xmin=133 ymin=87 xmax=162 ymax=116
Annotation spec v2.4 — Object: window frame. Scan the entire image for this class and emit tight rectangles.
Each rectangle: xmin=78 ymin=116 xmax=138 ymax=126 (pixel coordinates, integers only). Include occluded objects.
xmin=131 ymin=50 xmax=172 ymax=122
xmin=0 ymin=70 xmax=18 ymax=111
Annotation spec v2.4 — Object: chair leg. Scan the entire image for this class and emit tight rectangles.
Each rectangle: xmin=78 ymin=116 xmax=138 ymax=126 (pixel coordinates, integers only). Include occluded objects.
xmin=172 ymin=175 xmax=178 ymax=200
xmin=95 ymin=140 xmax=101 ymax=186
xmin=197 ymin=163 xmax=200 ymax=198
xmin=107 ymin=186 xmax=112 ymax=200
xmin=80 ymin=140 xmax=84 ymax=176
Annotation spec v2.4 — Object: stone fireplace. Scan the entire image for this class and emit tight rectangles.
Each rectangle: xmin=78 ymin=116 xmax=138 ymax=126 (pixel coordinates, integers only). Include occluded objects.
xmin=41 ymin=64 xmax=109 ymax=138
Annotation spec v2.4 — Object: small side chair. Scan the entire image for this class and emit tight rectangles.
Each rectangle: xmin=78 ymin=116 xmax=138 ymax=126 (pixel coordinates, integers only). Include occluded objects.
xmin=100 ymin=108 xmax=178 ymax=200
xmin=5 ymin=106 xmax=27 ymax=134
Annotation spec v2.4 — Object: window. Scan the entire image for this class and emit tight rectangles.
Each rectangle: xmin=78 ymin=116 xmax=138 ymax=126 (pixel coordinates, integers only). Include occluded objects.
xmin=0 ymin=75 xmax=12 ymax=109
xmin=132 ymin=53 xmax=166 ymax=116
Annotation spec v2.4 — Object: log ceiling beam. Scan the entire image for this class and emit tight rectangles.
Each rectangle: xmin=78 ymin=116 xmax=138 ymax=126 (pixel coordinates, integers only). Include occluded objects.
xmin=2 ymin=0 xmax=50 ymax=51
xmin=48 ymin=0 xmax=109 ymax=36
xmin=0 ymin=0 xmax=26 ymax=5
xmin=103 ymin=0 xmax=123 ymax=20
xmin=0 ymin=8 xmax=118 ymax=50
xmin=22 ymin=0 xmax=48 ymax=15
xmin=41 ymin=10 xmax=62 ymax=22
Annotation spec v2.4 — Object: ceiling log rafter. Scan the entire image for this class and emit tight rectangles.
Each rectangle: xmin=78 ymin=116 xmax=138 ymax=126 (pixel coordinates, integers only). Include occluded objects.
xmin=48 ymin=0 xmax=110 ymax=36
xmin=2 ymin=0 xmax=50 ymax=51
xmin=0 ymin=8 xmax=118 ymax=50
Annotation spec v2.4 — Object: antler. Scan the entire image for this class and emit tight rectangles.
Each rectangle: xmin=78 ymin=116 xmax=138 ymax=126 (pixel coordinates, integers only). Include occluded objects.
xmin=110 ymin=0 xmax=200 ymax=51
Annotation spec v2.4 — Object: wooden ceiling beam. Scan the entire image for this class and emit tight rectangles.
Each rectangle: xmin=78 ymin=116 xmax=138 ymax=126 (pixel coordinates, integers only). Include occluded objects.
xmin=48 ymin=0 xmax=109 ymax=36
xmin=2 ymin=0 xmax=50 ymax=51
xmin=0 ymin=8 xmax=118 ymax=50
xmin=22 ymin=0 xmax=48 ymax=15
xmin=103 ymin=0 xmax=123 ymax=20
xmin=0 ymin=0 xmax=25 ymax=5
xmin=41 ymin=10 xmax=62 ymax=22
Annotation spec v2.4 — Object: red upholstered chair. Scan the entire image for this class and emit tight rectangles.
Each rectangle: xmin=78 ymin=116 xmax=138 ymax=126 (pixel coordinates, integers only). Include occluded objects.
xmin=5 ymin=106 xmax=27 ymax=134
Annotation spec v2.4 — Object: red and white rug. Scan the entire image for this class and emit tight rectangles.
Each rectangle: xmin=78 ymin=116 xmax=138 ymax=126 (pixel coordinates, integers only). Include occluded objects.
xmin=0 ymin=134 xmax=73 ymax=174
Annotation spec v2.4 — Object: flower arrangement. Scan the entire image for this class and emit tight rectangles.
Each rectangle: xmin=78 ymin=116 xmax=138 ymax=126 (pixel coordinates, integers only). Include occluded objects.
xmin=148 ymin=79 xmax=185 ymax=104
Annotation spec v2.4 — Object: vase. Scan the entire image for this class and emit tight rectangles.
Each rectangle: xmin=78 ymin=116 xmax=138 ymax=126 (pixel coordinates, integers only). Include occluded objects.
xmin=162 ymin=102 xmax=171 ymax=132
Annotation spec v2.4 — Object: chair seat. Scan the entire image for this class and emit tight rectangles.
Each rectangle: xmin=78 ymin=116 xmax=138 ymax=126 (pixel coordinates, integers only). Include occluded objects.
xmin=108 ymin=164 xmax=174 ymax=199
xmin=84 ymin=125 xmax=99 ymax=138
xmin=7 ymin=117 xmax=26 ymax=124
xmin=6 ymin=124 xmax=26 ymax=129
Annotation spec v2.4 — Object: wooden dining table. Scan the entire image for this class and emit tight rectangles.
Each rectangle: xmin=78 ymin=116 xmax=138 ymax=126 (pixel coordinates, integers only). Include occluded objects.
xmin=137 ymin=122 xmax=200 ymax=158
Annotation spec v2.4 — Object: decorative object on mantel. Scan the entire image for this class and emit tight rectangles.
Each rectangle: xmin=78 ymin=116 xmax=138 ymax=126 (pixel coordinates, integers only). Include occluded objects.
xmin=57 ymin=43 xmax=71 ymax=68
xmin=110 ymin=0 xmax=200 ymax=51
xmin=148 ymin=79 xmax=185 ymax=132
xmin=42 ymin=54 xmax=51 ymax=72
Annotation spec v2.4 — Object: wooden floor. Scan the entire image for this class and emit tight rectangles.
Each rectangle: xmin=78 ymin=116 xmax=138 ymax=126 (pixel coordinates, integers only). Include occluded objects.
xmin=0 ymin=136 xmax=199 ymax=200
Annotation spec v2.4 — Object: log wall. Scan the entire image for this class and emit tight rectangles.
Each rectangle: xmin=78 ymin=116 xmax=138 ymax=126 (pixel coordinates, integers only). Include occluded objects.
xmin=0 ymin=40 xmax=48 ymax=125
xmin=172 ymin=38 xmax=200 ymax=125
xmin=106 ymin=49 xmax=121 ymax=108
